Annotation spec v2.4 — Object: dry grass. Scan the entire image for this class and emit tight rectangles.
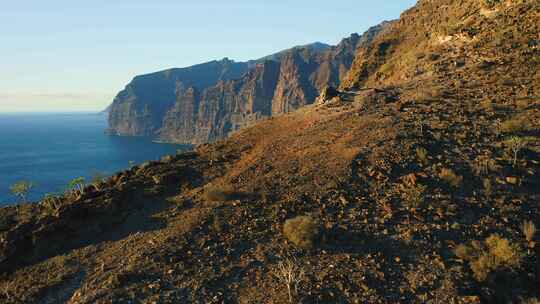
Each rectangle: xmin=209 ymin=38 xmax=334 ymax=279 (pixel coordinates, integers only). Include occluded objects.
xmin=522 ymin=220 xmax=536 ymax=243
xmin=500 ymin=115 xmax=532 ymax=134
xmin=483 ymin=178 xmax=493 ymax=198
xmin=439 ymin=168 xmax=463 ymax=189
xmin=412 ymin=86 xmax=442 ymax=103
xmin=203 ymin=186 xmax=236 ymax=202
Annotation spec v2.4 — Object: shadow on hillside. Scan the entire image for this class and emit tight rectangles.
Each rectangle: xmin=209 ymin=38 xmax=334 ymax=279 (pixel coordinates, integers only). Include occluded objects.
xmin=321 ymin=227 xmax=416 ymax=301
xmin=1 ymin=185 xmax=177 ymax=275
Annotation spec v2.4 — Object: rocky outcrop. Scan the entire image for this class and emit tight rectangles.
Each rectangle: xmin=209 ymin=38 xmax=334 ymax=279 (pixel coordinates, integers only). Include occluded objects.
xmin=107 ymin=25 xmax=390 ymax=144
xmin=160 ymin=61 xmax=281 ymax=143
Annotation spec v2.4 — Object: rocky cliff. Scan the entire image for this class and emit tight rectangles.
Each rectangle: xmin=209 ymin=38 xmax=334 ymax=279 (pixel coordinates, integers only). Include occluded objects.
xmin=107 ymin=59 xmax=249 ymax=137
xmin=108 ymin=25 xmax=388 ymax=144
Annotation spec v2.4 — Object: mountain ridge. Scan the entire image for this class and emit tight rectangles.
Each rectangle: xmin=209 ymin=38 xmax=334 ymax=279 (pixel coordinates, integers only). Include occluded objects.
xmin=107 ymin=24 xmax=390 ymax=144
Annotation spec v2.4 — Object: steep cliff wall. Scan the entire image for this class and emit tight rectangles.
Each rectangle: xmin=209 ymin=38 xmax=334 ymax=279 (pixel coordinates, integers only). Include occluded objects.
xmin=108 ymin=24 xmax=389 ymax=143
xmin=107 ymin=59 xmax=249 ymax=136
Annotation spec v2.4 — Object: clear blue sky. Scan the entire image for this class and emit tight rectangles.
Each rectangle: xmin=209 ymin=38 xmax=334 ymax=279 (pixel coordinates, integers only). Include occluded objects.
xmin=0 ymin=0 xmax=416 ymax=112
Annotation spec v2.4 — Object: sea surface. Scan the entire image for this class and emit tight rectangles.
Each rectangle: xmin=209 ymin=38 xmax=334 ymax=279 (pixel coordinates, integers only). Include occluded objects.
xmin=0 ymin=112 xmax=190 ymax=206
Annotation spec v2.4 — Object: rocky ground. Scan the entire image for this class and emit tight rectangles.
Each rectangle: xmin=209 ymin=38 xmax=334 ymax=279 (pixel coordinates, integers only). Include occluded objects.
xmin=0 ymin=0 xmax=538 ymax=303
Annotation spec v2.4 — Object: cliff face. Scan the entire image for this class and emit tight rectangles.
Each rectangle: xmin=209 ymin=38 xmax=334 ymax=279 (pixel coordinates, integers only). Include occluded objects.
xmin=107 ymin=59 xmax=249 ymax=137
xmin=159 ymin=61 xmax=281 ymax=143
xmin=108 ymin=26 xmax=388 ymax=143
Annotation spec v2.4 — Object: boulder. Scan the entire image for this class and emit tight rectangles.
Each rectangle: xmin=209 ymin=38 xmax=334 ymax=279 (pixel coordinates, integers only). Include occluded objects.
xmin=317 ymin=86 xmax=341 ymax=105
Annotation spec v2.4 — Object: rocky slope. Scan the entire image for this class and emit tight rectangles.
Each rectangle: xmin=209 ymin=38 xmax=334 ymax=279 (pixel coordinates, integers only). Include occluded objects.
xmin=108 ymin=25 xmax=387 ymax=144
xmin=1 ymin=0 xmax=539 ymax=303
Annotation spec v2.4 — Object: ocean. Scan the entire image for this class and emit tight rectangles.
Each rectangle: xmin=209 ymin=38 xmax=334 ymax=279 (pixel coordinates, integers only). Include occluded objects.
xmin=0 ymin=112 xmax=190 ymax=206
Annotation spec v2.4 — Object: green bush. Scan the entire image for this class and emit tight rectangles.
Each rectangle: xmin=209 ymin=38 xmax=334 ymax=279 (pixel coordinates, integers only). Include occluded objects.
xmin=283 ymin=215 xmax=319 ymax=250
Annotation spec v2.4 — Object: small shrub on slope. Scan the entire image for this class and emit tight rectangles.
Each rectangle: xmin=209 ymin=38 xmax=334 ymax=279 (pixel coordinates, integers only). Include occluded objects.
xmin=439 ymin=168 xmax=463 ymax=189
xmin=454 ymin=234 xmax=522 ymax=282
xmin=283 ymin=215 xmax=319 ymax=250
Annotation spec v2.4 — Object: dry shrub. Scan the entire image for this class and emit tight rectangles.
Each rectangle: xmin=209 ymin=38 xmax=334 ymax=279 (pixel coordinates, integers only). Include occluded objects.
xmin=413 ymin=86 xmax=441 ymax=103
xmin=439 ymin=168 xmax=463 ymax=189
xmin=402 ymin=183 xmax=427 ymax=211
xmin=483 ymin=178 xmax=493 ymax=198
xmin=481 ymin=99 xmax=494 ymax=112
xmin=273 ymin=258 xmax=306 ymax=303
xmin=516 ymin=99 xmax=529 ymax=110
xmin=505 ymin=136 xmax=528 ymax=167
xmin=522 ymin=220 xmax=536 ymax=243
xmin=203 ymin=186 xmax=235 ymax=202
xmin=283 ymin=215 xmax=319 ymax=250
xmin=483 ymin=0 xmax=501 ymax=8
xmin=473 ymin=155 xmax=497 ymax=176
xmin=416 ymin=147 xmax=429 ymax=165
xmin=454 ymin=234 xmax=522 ymax=282
xmin=500 ymin=115 xmax=532 ymax=134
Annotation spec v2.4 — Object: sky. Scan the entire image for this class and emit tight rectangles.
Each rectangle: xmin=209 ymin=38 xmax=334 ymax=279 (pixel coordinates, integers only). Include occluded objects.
xmin=0 ymin=0 xmax=417 ymax=113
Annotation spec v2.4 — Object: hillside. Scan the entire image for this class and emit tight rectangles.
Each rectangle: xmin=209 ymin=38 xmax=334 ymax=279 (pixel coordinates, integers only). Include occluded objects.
xmin=1 ymin=0 xmax=539 ymax=303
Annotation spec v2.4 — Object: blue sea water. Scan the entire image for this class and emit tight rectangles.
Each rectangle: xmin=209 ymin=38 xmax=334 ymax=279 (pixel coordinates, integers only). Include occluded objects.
xmin=0 ymin=112 xmax=190 ymax=206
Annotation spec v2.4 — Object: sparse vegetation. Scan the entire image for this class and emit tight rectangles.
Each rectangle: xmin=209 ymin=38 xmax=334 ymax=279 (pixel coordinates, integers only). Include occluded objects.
xmin=522 ymin=220 xmax=536 ymax=246
xmin=0 ymin=0 xmax=538 ymax=302
xmin=454 ymin=234 xmax=522 ymax=282
xmin=273 ymin=258 xmax=306 ymax=304
xmin=438 ymin=168 xmax=463 ymax=189
xmin=10 ymin=181 xmax=34 ymax=203
xmin=283 ymin=215 xmax=319 ymax=250
xmin=516 ymin=99 xmax=529 ymax=110
xmin=402 ymin=183 xmax=427 ymax=211
xmin=483 ymin=0 xmax=501 ymax=8
xmin=203 ymin=186 xmax=235 ymax=202
xmin=505 ymin=136 xmax=527 ymax=167
xmin=91 ymin=171 xmax=106 ymax=191
xmin=413 ymin=86 xmax=441 ymax=104
xmin=68 ymin=177 xmax=86 ymax=198
xmin=500 ymin=116 xmax=532 ymax=134
xmin=416 ymin=147 xmax=429 ymax=165
xmin=473 ymin=155 xmax=493 ymax=176
xmin=42 ymin=193 xmax=62 ymax=214
xmin=481 ymin=99 xmax=494 ymax=112
xmin=483 ymin=178 xmax=493 ymax=198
